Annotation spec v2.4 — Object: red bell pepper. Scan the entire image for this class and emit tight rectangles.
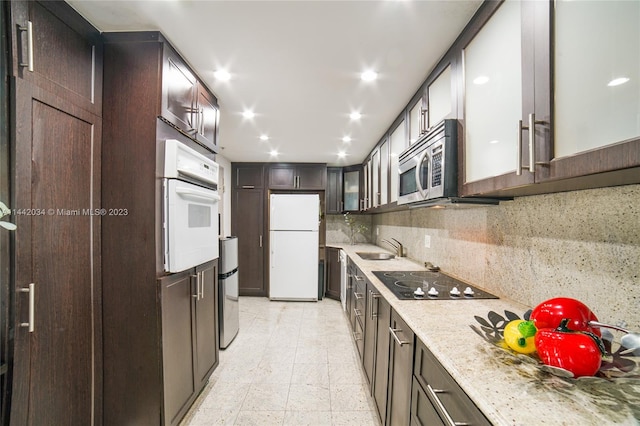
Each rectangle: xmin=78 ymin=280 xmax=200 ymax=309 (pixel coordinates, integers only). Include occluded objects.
xmin=530 ymin=297 xmax=601 ymax=336
xmin=535 ymin=318 xmax=606 ymax=378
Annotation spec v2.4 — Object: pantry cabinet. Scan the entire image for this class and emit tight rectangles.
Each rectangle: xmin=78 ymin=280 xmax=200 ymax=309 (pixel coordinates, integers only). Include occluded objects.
xmin=231 ymin=164 xmax=267 ymax=296
xmin=268 ymin=163 xmax=326 ymax=190
xmin=160 ymin=260 xmax=219 ymax=426
xmin=9 ymin=2 xmax=103 ymax=425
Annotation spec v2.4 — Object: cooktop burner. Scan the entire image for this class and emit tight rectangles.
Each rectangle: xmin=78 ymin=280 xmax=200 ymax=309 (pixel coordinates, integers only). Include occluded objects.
xmin=372 ymin=271 xmax=498 ymax=301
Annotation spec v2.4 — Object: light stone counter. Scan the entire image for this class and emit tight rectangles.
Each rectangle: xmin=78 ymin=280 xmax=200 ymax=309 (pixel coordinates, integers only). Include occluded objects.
xmin=329 ymin=243 xmax=640 ymax=426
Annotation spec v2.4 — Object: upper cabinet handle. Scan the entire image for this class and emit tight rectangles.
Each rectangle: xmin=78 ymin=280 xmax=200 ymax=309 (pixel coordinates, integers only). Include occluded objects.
xmin=517 ymin=113 xmax=547 ymax=176
xmin=19 ymin=21 xmax=34 ymax=72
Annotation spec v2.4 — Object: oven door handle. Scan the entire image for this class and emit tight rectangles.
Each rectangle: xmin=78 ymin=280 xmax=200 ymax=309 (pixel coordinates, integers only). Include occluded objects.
xmin=415 ymin=149 xmax=429 ymax=199
xmin=175 ymin=186 xmax=221 ymax=202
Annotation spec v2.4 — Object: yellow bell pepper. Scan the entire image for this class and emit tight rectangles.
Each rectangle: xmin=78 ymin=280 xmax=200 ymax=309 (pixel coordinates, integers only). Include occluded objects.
xmin=504 ymin=320 xmax=537 ymax=354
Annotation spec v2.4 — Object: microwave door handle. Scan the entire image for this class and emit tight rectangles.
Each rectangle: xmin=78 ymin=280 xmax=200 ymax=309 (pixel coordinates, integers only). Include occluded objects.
xmin=415 ymin=150 xmax=429 ymax=198
xmin=175 ymin=187 xmax=221 ymax=202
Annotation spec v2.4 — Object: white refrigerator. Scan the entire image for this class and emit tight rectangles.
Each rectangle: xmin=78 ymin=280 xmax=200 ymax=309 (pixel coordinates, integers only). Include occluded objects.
xmin=269 ymin=194 xmax=320 ymax=301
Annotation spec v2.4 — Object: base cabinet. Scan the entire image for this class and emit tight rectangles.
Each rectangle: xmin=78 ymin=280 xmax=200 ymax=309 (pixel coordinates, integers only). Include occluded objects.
xmin=412 ymin=338 xmax=490 ymax=426
xmin=387 ymin=309 xmax=415 ymax=426
xmin=372 ymin=293 xmax=391 ymax=424
xmin=325 ymin=247 xmax=341 ymax=300
xmin=160 ymin=260 xmax=219 ymax=426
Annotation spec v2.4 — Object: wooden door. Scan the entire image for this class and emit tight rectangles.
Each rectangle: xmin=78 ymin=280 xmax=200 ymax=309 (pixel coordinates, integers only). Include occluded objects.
xmin=373 ymin=295 xmax=390 ymax=423
xmin=12 ymin=79 xmax=102 ymax=425
xmin=325 ymin=247 xmax=340 ymax=300
xmin=325 ymin=168 xmax=343 ymax=214
xmin=296 ymin=165 xmax=326 ymax=189
xmin=194 ymin=260 xmax=219 ymax=389
xmin=387 ymin=309 xmax=414 ymax=426
xmin=268 ymin=165 xmax=295 ymax=189
xmin=162 ymin=46 xmax=197 ymax=135
xmin=9 ymin=1 xmax=103 ymax=115
xmin=160 ymin=270 xmax=195 ymax=426
xmin=232 ymin=189 xmax=266 ymax=296
xmin=195 ymin=84 xmax=219 ymax=151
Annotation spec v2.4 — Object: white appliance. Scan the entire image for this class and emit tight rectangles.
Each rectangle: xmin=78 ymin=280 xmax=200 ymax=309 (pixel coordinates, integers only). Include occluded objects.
xmin=163 ymin=139 xmax=220 ymax=273
xmin=269 ymin=194 xmax=319 ymax=301
xmin=339 ymin=249 xmax=347 ymax=311
xmin=218 ymin=236 xmax=239 ymax=348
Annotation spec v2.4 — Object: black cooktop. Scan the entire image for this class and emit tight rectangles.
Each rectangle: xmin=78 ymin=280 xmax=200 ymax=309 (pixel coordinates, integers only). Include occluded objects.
xmin=372 ymin=270 xmax=499 ymax=301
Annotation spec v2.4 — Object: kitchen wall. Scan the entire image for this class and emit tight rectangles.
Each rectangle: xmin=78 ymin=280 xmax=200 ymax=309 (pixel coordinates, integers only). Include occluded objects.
xmin=326 ymin=213 xmax=373 ymax=245
xmin=329 ymin=184 xmax=640 ymax=329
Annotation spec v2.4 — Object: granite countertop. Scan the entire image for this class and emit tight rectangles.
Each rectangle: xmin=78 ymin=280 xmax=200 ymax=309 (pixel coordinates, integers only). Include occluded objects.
xmin=330 ymin=243 xmax=640 ymax=426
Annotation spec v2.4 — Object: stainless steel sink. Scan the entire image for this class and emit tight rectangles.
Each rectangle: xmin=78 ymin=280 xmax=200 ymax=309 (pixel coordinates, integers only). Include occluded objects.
xmin=356 ymin=252 xmax=395 ymax=260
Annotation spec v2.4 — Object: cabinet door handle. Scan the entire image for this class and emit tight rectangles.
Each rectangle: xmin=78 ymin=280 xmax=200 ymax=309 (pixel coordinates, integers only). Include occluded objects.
xmin=241 ymin=185 xmax=255 ymax=189
xmin=191 ymin=274 xmax=199 ymax=299
xmin=354 ymin=308 xmax=363 ymax=317
xmin=199 ymin=107 xmax=205 ymax=134
xmin=372 ymin=293 xmax=380 ymax=318
xmin=259 ymin=235 xmax=263 ymax=248
xmin=18 ymin=283 xmax=35 ymax=332
xmin=199 ymin=271 xmax=204 ymax=299
xmin=18 ymin=21 xmax=34 ymax=72
xmin=354 ymin=292 xmax=364 ymax=300
xmin=389 ymin=327 xmax=410 ymax=346
xmin=354 ymin=275 xmax=364 ymax=282
xmin=426 ymin=384 xmax=470 ymax=426
xmin=517 ymin=113 xmax=547 ymax=176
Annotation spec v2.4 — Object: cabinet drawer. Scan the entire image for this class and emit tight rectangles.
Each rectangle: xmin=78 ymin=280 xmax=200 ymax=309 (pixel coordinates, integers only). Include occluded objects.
xmin=414 ymin=339 xmax=491 ymax=426
xmin=411 ymin=377 xmax=445 ymax=426
xmin=354 ymin=314 xmax=365 ymax=358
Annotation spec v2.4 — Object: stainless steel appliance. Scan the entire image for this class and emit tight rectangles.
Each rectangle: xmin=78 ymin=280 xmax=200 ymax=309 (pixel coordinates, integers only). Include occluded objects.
xmin=162 ymin=139 xmax=220 ymax=272
xmin=218 ymin=236 xmax=239 ymax=348
xmin=372 ymin=271 xmax=498 ymax=300
xmin=398 ymin=119 xmax=458 ymax=206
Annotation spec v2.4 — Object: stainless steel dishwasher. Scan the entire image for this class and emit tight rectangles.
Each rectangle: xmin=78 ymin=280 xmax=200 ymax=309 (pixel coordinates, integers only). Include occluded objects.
xmin=218 ymin=236 xmax=239 ymax=348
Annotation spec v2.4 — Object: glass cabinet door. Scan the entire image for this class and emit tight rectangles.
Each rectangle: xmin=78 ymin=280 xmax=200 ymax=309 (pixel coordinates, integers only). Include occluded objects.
xmin=343 ymin=170 xmax=360 ymax=212
xmin=409 ymin=97 xmax=424 ymax=145
xmin=463 ymin=0 xmax=523 ymax=184
xmin=554 ymin=0 xmax=639 ymax=158
xmin=428 ymin=65 xmax=452 ymax=128
xmin=390 ymin=120 xmax=406 ymax=203
xmin=380 ymin=140 xmax=389 ymax=206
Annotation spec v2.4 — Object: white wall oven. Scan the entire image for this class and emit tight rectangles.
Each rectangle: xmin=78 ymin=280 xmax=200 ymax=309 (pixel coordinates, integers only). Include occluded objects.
xmin=397 ymin=119 xmax=458 ymax=205
xmin=163 ymin=139 xmax=220 ymax=273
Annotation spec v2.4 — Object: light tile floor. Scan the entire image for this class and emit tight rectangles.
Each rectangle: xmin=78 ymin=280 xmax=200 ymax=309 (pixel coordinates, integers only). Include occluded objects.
xmin=180 ymin=297 xmax=381 ymax=426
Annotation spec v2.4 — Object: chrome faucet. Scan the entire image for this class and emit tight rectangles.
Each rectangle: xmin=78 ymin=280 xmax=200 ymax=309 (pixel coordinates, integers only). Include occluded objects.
xmin=381 ymin=238 xmax=404 ymax=257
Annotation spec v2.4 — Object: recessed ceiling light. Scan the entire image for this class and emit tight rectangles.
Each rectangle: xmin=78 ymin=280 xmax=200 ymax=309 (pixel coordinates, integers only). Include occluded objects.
xmin=214 ymin=69 xmax=231 ymax=81
xmin=338 ymin=151 xmax=347 ymax=158
xmin=342 ymin=136 xmax=351 ymax=143
xmin=360 ymin=70 xmax=378 ymax=82
xmin=242 ymin=110 xmax=255 ymax=119
xmin=350 ymin=111 xmax=362 ymax=120
xmin=270 ymin=149 xmax=278 ymax=157
xmin=607 ymin=77 xmax=630 ymax=87
xmin=489 ymin=140 xmax=499 ymax=144
xmin=259 ymin=134 xmax=269 ymax=141
xmin=473 ymin=76 xmax=490 ymax=85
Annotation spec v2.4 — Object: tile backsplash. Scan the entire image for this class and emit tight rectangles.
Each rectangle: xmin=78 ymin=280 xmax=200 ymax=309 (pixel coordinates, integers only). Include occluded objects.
xmin=328 ymin=184 xmax=640 ymax=329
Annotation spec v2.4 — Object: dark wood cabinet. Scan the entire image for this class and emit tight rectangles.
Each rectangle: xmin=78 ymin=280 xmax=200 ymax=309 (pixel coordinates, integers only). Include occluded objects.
xmin=268 ymin=163 xmax=326 ymax=190
xmin=8 ymin=0 xmax=103 ymax=115
xmin=345 ymin=259 xmax=355 ymax=330
xmin=162 ymin=48 xmax=197 ymax=136
xmin=101 ymin=31 xmax=219 ymax=425
xmin=9 ymin=2 xmax=103 ymax=424
xmin=372 ymin=294 xmax=391 ymax=424
xmin=231 ymin=164 xmax=267 ymax=296
xmin=326 ymin=167 xmax=343 ymax=214
xmin=194 ymin=82 xmax=220 ymax=149
xmin=412 ymin=338 xmax=490 ymax=426
xmin=160 ymin=260 xmax=219 ymax=426
xmin=353 ymin=273 xmax=366 ymax=360
xmin=342 ymin=165 xmax=362 ymax=212
xmin=387 ymin=308 xmax=415 ymax=426
xmin=233 ymin=163 xmax=265 ymax=189
xmin=325 ymin=247 xmax=341 ymax=300
xmin=363 ymin=281 xmax=376 ymax=386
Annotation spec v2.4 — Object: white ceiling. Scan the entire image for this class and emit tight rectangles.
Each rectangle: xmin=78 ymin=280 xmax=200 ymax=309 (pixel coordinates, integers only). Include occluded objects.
xmin=68 ymin=0 xmax=482 ymax=166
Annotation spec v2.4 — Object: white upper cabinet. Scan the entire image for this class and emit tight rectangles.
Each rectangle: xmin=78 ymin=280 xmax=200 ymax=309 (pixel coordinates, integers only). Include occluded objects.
xmin=390 ymin=120 xmax=406 ymax=203
xmin=428 ymin=65 xmax=453 ymax=128
xmin=554 ymin=0 xmax=640 ymax=158
xmin=408 ymin=97 xmax=425 ymax=145
xmin=463 ymin=0 xmax=522 ymax=184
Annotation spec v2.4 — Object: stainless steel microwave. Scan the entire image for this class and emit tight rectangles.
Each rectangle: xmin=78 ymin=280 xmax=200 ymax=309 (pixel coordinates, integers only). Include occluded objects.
xmin=397 ymin=119 xmax=458 ymax=205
